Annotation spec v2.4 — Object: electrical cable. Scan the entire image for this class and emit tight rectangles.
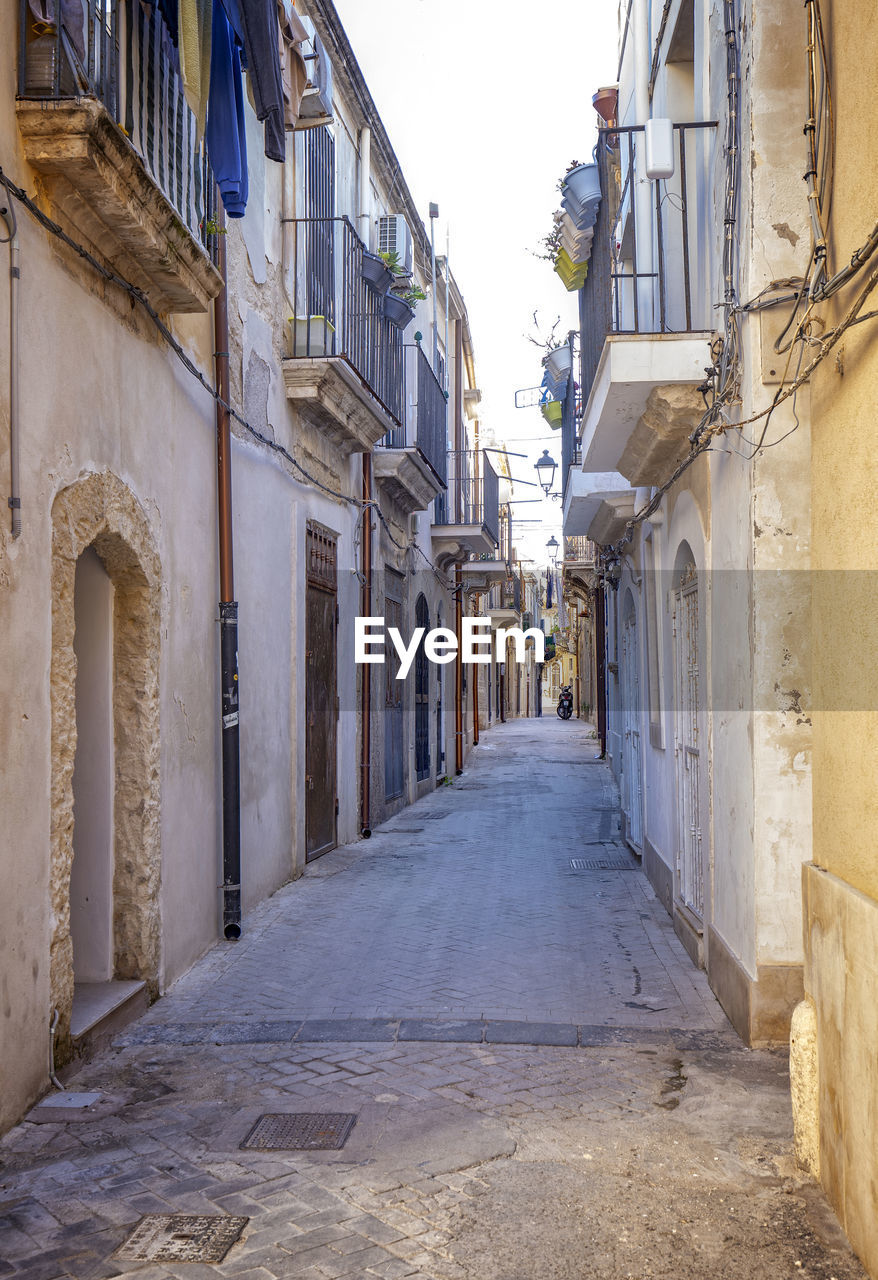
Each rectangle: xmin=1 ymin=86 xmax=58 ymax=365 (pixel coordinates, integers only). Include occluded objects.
xmin=0 ymin=163 xmax=458 ymax=585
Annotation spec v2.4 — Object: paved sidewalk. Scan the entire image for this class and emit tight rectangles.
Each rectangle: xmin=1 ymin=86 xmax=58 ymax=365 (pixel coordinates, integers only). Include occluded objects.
xmin=0 ymin=720 xmax=866 ymax=1280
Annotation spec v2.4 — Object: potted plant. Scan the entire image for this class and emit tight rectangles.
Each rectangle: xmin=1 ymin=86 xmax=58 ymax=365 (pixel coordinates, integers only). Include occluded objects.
xmin=561 ymin=162 xmax=601 ymax=228
xmin=540 ymin=399 xmax=563 ymax=428
xmin=553 ymin=248 xmax=589 ymax=292
xmin=381 ymin=251 xmax=427 ymax=329
xmin=383 ymin=292 xmax=416 ymax=329
xmin=545 ymin=343 xmax=573 ymax=386
xmin=361 ymin=249 xmax=393 ymax=293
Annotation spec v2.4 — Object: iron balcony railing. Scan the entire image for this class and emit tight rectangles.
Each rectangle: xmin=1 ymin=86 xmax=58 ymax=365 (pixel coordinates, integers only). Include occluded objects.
xmin=500 ymin=573 xmax=522 ymax=613
xmin=564 ymin=535 xmax=597 ymax=567
xmin=288 ymin=216 xmax=406 ymax=426
xmin=380 ymin=343 xmax=447 ymax=483
xmin=18 ymin=0 xmax=212 ymax=254
xmin=581 ymin=122 xmax=716 ymax=396
xmin=562 ymin=447 xmax=582 ymax=507
xmin=435 ymin=449 xmax=499 ymax=546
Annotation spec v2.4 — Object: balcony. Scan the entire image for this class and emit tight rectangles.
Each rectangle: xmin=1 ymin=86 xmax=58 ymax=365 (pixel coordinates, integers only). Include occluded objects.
xmin=432 ymin=450 xmax=499 ymax=568
xmin=489 ymin=573 xmax=521 ymax=628
xmin=373 ymin=344 xmax=447 ymax=514
xmin=282 ymin=217 xmax=405 ymax=454
xmin=578 ymin=126 xmax=716 ymax=486
xmin=16 ymin=0 xmax=221 ymax=313
xmin=563 ymin=470 xmax=636 ymax=546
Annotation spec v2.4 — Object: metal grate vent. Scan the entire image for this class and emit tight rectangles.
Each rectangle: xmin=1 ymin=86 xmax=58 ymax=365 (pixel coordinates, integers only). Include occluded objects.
xmin=570 ymin=858 xmax=638 ymax=871
xmin=241 ymin=1112 xmax=357 ymax=1151
xmin=116 ymin=1215 xmax=248 ymax=1263
xmin=423 ymin=810 xmax=452 ymax=819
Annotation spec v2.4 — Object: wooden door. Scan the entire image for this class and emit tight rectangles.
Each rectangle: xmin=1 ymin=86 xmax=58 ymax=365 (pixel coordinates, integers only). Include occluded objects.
xmin=673 ymin=568 xmax=703 ymax=916
xmin=305 ymin=524 xmax=337 ymax=861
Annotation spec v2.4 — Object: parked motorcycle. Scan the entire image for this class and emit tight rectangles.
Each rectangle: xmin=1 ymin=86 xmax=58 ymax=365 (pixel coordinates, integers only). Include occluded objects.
xmin=556 ymin=686 xmax=573 ymax=720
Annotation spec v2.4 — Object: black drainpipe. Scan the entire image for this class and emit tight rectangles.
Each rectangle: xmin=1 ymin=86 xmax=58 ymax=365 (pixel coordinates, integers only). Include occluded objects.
xmin=213 ymin=212 xmax=242 ymax=940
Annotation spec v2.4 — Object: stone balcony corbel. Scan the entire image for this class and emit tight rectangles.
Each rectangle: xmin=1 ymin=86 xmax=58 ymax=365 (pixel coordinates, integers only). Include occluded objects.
xmin=283 ymin=357 xmax=399 ymax=455
xmin=580 ymin=332 xmax=714 ymax=486
xmin=16 ymin=98 xmax=222 ymax=313
xmin=372 ymin=447 xmax=445 ymax=516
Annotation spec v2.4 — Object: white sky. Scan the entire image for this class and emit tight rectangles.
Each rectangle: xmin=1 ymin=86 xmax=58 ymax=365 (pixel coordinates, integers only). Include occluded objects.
xmin=332 ymin=0 xmax=619 ymax=568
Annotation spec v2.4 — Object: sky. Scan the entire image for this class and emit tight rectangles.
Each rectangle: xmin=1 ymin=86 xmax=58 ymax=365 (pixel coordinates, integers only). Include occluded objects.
xmin=332 ymin=0 xmax=619 ymax=567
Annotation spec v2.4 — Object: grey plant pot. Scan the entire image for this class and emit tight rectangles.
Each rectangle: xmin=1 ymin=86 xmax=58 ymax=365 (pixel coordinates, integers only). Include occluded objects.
xmin=362 ymin=250 xmax=393 ymax=294
xmin=383 ymin=293 xmax=415 ymax=330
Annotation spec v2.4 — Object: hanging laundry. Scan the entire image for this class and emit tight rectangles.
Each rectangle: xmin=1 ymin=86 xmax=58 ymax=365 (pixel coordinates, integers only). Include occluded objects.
xmin=277 ymin=0 xmax=308 ymax=128
xmin=178 ymin=0 xmax=212 ymax=136
xmin=233 ymin=0 xmax=286 ymax=162
xmin=206 ymin=0 xmax=248 ymax=217
xmin=156 ymin=0 xmax=179 ymax=42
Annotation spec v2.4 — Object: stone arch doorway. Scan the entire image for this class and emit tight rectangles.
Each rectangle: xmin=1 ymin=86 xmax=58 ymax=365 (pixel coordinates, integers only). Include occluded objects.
xmin=50 ymin=472 xmax=162 ymax=1055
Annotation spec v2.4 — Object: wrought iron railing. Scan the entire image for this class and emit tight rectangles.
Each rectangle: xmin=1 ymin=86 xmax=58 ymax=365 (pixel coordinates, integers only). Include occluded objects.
xmin=18 ymin=0 xmax=212 ymax=252
xmin=287 ymin=216 xmax=405 ymax=426
xmin=564 ymin=535 xmax=596 ymax=566
xmin=435 ymin=450 xmax=499 ymax=546
xmin=380 ymin=344 xmax=447 ymax=483
xmin=581 ymin=123 xmax=716 ymax=397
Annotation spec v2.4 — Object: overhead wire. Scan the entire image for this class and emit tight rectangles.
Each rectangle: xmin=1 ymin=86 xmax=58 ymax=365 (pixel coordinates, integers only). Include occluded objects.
xmin=0 ymin=163 xmax=458 ymax=586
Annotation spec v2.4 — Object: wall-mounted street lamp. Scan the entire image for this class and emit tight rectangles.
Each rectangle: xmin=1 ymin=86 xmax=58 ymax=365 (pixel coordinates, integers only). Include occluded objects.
xmin=535 ymin=450 xmax=557 ymax=496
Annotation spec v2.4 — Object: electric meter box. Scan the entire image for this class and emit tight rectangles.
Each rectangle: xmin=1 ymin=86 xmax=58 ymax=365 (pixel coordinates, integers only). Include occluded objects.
xmin=645 ymin=118 xmax=675 ymax=180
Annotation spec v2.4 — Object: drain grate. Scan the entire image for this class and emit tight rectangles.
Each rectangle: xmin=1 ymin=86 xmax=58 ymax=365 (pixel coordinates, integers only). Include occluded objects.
xmin=423 ymin=809 xmax=452 ymax=819
xmin=116 ymin=1215 xmax=248 ymax=1263
xmin=241 ymin=1112 xmax=357 ymax=1151
xmin=570 ymin=857 xmax=638 ymax=871
xmin=384 ymin=827 xmax=424 ymax=834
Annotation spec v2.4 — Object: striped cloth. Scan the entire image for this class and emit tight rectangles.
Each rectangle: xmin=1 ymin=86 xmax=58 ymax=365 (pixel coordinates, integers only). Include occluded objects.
xmin=121 ymin=0 xmax=205 ymax=240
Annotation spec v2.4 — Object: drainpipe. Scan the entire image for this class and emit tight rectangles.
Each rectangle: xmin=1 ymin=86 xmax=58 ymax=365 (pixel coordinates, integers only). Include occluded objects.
xmin=214 ymin=214 xmax=242 ymax=941
xmin=472 ymin=594 xmax=479 ymax=746
xmin=595 ymin=584 xmax=608 ymax=757
xmin=360 ymin=455 xmax=373 ymax=835
xmin=632 ymin=0 xmax=655 ymax=327
xmin=454 ymin=567 xmax=463 ymax=773
xmin=358 ymin=126 xmax=371 ymax=246
xmin=1 ymin=194 xmax=21 ymax=538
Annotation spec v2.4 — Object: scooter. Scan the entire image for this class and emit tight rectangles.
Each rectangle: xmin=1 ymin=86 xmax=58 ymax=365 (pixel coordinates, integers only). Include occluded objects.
xmin=556 ymin=686 xmax=573 ymax=719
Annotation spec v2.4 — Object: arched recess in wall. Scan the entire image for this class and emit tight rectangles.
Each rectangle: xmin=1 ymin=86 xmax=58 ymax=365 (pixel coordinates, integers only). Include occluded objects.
xmin=50 ymin=471 xmax=162 ymax=1050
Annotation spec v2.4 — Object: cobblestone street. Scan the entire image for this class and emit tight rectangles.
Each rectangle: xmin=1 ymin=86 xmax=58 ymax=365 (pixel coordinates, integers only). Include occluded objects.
xmin=0 ymin=722 xmax=866 ymax=1279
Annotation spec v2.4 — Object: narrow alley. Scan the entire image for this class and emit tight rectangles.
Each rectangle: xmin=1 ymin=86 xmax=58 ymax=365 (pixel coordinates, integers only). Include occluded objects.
xmin=0 ymin=723 xmax=865 ymax=1280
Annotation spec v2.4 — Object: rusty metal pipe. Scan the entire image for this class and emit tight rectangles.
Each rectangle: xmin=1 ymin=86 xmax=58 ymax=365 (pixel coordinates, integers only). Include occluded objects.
xmin=360 ymin=455 xmax=373 ymax=835
xmin=472 ymin=604 xmax=480 ymax=748
xmin=213 ymin=215 xmax=242 ymax=941
xmin=454 ymin=567 xmax=463 ymax=774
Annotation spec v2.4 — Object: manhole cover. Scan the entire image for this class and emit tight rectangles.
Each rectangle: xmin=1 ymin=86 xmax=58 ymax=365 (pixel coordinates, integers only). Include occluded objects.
xmin=116 ymin=1215 xmax=248 ymax=1263
xmin=241 ymin=1112 xmax=357 ymax=1150
xmin=570 ymin=858 xmax=638 ymax=871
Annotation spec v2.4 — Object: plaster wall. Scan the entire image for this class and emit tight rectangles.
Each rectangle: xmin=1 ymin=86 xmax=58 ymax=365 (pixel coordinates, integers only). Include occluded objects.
xmin=799 ymin=2 xmax=878 ymax=1268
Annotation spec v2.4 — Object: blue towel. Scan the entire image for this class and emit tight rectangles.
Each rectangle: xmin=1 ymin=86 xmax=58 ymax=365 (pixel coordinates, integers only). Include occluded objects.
xmin=206 ymin=0 xmax=248 ymax=217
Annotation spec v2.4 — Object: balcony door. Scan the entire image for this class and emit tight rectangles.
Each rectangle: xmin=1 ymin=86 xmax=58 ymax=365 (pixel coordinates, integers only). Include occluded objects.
xmin=302 ymin=125 xmax=336 ymax=324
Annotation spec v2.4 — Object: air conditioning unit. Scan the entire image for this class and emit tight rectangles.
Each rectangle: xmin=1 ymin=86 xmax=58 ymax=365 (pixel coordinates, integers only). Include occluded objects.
xmin=378 ymin=214 xmax=413 ymax=275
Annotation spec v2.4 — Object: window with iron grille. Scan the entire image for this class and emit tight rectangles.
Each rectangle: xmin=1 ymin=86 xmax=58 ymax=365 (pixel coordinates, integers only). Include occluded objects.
xmin=306 ymin=522 xmax=337 ymax=593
